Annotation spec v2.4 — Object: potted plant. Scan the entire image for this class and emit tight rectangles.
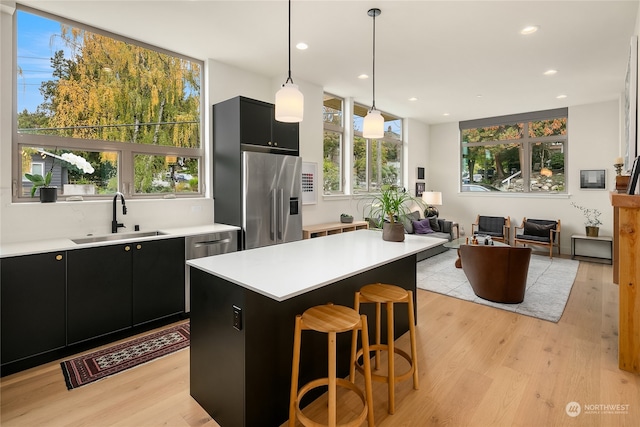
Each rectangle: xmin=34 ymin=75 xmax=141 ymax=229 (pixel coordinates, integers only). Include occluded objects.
xmin=571 ymin=202 xmax=603 ymax=237
xmin=24 ymin=169 xmax=57 ymax=203
xmin=340 ymin=213 xmax=354 ymax=223
xmin=365 ymin=185 xmax=424 ymax=242
xmin=24 ymin=150 xmax=95 ymax=203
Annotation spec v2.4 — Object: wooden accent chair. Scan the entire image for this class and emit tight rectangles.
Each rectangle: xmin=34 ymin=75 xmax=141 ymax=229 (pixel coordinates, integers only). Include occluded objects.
xmin=459 ymin=244 xmax=532 ymax=304
xmin=514 ymin=218 xmax=561 ymax=258
xmin=472 ymin=215 xmax=511 ymax=244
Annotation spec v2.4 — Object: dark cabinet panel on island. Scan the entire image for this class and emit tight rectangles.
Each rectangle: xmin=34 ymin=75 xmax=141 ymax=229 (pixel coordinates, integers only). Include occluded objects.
xmin=132 ymin=237 xmax=185 ymax=326
xmin=1 ymin=252 xmax=66 ymax=366
xmin=67 ymin=244 xmax=133 ymax=345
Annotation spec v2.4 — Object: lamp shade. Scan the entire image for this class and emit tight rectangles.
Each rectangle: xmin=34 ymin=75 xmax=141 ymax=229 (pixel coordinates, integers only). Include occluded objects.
xmin=275 ymin=82 xmax=304 ymax=123
xmin=422 ymin=191 xmax=442 ymax=206
xmin=363 ymin=109 xmax=384 ymax=139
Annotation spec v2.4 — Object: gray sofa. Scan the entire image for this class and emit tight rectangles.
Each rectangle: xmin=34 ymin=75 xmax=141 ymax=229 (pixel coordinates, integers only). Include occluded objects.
xmin=401 ymin=211 xmax=455 ymax=261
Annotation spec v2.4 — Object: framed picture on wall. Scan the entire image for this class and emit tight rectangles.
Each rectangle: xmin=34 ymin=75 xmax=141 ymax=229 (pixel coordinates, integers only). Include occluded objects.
xmin=415 ymin=182 xmax=425 ymax=197
xmin=579 ymin=169 xmax=606 ymax=189
xmin=417 ymin=167 xmax=425 ymax=180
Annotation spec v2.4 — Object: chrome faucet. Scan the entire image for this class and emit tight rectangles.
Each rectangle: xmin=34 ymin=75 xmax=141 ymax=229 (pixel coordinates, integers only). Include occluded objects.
xmin=112 ymin=192 xmax=127 ymax=233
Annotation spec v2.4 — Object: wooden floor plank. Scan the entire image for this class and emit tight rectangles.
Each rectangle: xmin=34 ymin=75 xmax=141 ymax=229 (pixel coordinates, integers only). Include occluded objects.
xmin=2 ymin=261 xmax=639 ymax=427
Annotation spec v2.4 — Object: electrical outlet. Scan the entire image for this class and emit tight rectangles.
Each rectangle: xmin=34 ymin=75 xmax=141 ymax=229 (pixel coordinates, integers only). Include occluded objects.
xmin=232 ymin=305 xmax=242 ymax=331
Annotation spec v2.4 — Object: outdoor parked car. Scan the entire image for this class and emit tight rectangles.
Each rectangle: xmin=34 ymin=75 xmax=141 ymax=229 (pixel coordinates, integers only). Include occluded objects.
xmin=462 ymin=183 xmax=501 ymax=192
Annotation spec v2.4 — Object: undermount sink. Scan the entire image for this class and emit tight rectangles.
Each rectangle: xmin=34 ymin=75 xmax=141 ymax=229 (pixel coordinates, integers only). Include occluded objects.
xmin=72 ymin=231 xmax=167 ymax=244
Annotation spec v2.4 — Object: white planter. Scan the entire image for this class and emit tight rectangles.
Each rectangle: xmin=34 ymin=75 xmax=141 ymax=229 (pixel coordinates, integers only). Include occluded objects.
xmin=63 ymin=184 xmax=96 ymax=195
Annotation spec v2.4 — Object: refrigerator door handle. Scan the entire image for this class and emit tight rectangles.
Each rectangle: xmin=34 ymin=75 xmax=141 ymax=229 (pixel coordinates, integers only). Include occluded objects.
xmin=270 ymin=189 xmax=276 ymax=241
xmin=278 ymin=188 xmax=284 ymax=241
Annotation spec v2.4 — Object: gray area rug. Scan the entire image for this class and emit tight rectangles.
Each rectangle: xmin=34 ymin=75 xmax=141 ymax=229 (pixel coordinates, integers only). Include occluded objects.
xmin=416 ymin=249 xmax=580 ymax=322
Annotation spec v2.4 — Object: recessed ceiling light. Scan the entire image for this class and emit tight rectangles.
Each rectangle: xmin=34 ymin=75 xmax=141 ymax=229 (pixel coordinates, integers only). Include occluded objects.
xmin=443 ymin=113 xmax=450 ymax=116
xmin=408 ymin=97 xmax=418 ymax=101
xmin=476 ymin=94 xmax=483 ymax=98
xmin=544 ymin=69 xmax=557 ymax=76
xmin=296 ymin=42 xmax=308 ymax=50
xmin=358 ymin=74 xmax=369 ymax=79
xmin=556 ymin=94 xmax=567 ymax=99
xmin=520 ymin=25 xmax=539 ymax=35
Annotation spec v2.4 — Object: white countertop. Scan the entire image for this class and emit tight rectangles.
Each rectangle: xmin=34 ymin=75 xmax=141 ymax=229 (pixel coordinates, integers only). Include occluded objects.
xmin=0 ymin=223 xmax=240 ymax=258
xmin=187 ymin=229 xmax=444 ymax=301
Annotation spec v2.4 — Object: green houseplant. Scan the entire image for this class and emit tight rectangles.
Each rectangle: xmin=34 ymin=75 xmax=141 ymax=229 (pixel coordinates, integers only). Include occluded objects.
xmin=571 ymin=202 xmax=603 ymax=237
xmin=365 ymin=185 xmax=425 ymax=242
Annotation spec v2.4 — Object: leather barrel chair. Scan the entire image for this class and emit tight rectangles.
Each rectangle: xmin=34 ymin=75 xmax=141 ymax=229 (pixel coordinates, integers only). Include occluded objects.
xmin=459 ymin=244 xmax=532 ymax=304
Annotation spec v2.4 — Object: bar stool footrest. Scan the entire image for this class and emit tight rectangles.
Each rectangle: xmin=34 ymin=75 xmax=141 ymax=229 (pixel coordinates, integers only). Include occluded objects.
xmin=355 ymin=345 xmax=416 ymax=385
xmin=295 ymin=377 xmax=369 ymax=427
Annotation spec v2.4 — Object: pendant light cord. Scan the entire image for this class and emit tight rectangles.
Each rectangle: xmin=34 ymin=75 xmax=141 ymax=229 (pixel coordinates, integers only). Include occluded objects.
xmin=371 ymin=9 xmax=376 ymax=110
xmin=286 ymin=0 xmax=293 ymax=84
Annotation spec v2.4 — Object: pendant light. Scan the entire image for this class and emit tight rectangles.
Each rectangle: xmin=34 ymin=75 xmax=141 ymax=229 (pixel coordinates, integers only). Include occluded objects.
xmin=275 ymin=0 xmax=304 ymax=123
xmin=363 ymin=8 xmax=384 ymax=139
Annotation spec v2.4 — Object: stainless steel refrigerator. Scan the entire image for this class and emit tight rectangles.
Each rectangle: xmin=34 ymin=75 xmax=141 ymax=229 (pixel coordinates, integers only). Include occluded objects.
xmin=242 ymin=151 xmax=302 ymax=249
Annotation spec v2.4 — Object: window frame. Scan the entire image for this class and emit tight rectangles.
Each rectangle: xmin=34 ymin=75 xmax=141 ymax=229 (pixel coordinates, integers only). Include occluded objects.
xmin=12 ymin=5 xmax=205 ymax=202
xmin=459 ymin=108 xmax=568 ymax=194
xmin=322 ymin=93 xmax=345 ymax=195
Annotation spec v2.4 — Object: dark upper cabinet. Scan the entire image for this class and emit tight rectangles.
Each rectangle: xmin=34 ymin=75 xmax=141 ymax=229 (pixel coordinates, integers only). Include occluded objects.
xmin=67 ymin=244 xmax=133 ymax=345
xmin=217 ymin=96 xmax=299 ymax=154
xmin=1 ymin=252 xmax=66 ymax=366
xmin=132 ymin=238 xmax=185 ymax=326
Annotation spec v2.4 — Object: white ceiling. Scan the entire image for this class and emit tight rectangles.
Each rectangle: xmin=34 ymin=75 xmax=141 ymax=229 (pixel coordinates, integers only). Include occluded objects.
xmin=14 ymin=0 xmax=640 ymax=124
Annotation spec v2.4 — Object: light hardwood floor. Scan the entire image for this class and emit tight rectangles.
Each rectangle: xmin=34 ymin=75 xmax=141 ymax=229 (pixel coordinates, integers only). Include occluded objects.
xmin=1 ymin=260 xmax=638 ymax=427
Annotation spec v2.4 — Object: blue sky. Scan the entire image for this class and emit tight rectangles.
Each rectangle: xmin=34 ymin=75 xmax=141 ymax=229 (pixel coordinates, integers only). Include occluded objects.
xmin=16 ymin=10 xmax=70 ymax=113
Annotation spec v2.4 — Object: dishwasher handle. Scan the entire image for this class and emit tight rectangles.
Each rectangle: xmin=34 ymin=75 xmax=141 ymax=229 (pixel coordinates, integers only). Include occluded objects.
xmin=192 ymin=238 xmax=232 ymax=248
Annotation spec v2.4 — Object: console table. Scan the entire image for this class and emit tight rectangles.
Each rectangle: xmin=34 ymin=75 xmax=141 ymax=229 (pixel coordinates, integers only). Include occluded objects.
xmin=610 ymin=192 xmax=640 ymax=374
xmin=570 ymin=234 xmax=612 ymax=264
xmin=302 ymin=220 xmax=368 ymax=239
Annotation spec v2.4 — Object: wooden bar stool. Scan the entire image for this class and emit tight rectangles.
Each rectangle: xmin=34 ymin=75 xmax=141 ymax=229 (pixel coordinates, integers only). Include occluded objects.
xmin=351 ymin=283 xmax=419 ymax=415
xmin=289 ymin=303 xmax=374 ymax=427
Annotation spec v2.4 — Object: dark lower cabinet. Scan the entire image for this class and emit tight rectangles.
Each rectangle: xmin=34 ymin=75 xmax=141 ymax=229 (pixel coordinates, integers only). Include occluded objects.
xmin=67 ymin=244 xmax=133 ymax=345
xmin=132 ymin=238 xmax=185 ymax=326
xmin=1 ymin=252 xmax=66 ymax=366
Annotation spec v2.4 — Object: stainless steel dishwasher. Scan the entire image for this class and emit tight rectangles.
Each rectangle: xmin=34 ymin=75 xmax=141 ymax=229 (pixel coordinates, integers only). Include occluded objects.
xmin=185 ymin=231 xmax=238 ymax=312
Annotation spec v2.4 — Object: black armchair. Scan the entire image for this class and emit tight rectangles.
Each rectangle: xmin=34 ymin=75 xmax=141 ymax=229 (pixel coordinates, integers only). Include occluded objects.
xmin=472 ymin=215 xmax=511 ymax=244
xmin=514 ymin=218 xmax=561 ymax=258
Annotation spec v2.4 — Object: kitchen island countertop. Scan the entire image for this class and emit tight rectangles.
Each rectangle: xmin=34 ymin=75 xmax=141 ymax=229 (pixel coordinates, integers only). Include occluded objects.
xmin=187 ymin=229 xmax=443 ymax=301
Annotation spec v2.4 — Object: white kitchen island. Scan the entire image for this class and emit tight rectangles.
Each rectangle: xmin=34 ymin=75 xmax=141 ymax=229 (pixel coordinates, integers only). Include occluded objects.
xmin=187 ymin=229 xmax=443 ymax=427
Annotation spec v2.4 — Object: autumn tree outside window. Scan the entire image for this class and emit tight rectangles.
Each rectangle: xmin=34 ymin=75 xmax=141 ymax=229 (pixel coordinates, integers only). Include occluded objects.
xmin=13 ymin=7 xmax=203 ymax=201
xmin=460 ymin=108 xmax=568 ymax=194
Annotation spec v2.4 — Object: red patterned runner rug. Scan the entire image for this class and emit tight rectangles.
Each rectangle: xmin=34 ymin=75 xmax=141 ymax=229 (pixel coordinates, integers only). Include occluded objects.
xmin=61 ymin=322 xmax=190 ymax=390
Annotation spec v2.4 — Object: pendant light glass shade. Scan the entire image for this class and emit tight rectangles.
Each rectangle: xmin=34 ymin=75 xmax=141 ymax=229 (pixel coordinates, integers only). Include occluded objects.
xmin=275 ymin=82 xmax=304 ymax=122
xmin=363 ymin=109 xmax=384 ymax=138
xmin=275 ymin=0 xmax=303 ymax=123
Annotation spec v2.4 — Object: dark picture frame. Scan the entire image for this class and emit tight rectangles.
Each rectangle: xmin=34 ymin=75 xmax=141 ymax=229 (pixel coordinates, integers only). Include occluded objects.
xmin=579 ymin=169 xmax=606 ymax=190
xmin=627 ymin=156 xmax=640 ymax=195
xmin=417 ymin=167 xmax=425 ymax=180
xmin=415 ymin=182 xmax=425 ymax=197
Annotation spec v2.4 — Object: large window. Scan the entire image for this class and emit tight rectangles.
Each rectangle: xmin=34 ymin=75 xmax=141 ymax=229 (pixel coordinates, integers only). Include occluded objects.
xmin=460 ymin=108 xmax=567 ymax=194
xmin=323 ymin=94 xmax=344 ymax=194
xmin=13 ymin=7 xmax=203 ymax=201
xmin=353 ymin=104 xmax=402 ymax=193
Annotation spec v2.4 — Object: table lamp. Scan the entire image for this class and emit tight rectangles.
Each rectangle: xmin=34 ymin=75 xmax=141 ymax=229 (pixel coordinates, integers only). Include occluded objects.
xmin=422 ymin=191 xmax=442 ymax=217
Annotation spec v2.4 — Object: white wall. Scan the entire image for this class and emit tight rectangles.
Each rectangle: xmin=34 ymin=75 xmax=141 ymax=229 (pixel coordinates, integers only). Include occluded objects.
xmin=428 ymin=100 xmax=620 ymax=254
xmin=0 ymin=3 xmax=624 ymax=248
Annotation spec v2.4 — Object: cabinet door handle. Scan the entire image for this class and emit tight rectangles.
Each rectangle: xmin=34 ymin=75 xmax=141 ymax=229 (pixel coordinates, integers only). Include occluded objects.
xmin=125 ymin=245 xmax=131 ymax=251
xmin=136 ymin=244 xmax=142 ymax=250
xmin=56 ymin=254 xmax=63 ymax=261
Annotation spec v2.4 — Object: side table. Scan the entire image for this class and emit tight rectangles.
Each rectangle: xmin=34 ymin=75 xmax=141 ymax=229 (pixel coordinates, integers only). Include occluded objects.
xmin=571 ymin=234 xmax=612 ymax=264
